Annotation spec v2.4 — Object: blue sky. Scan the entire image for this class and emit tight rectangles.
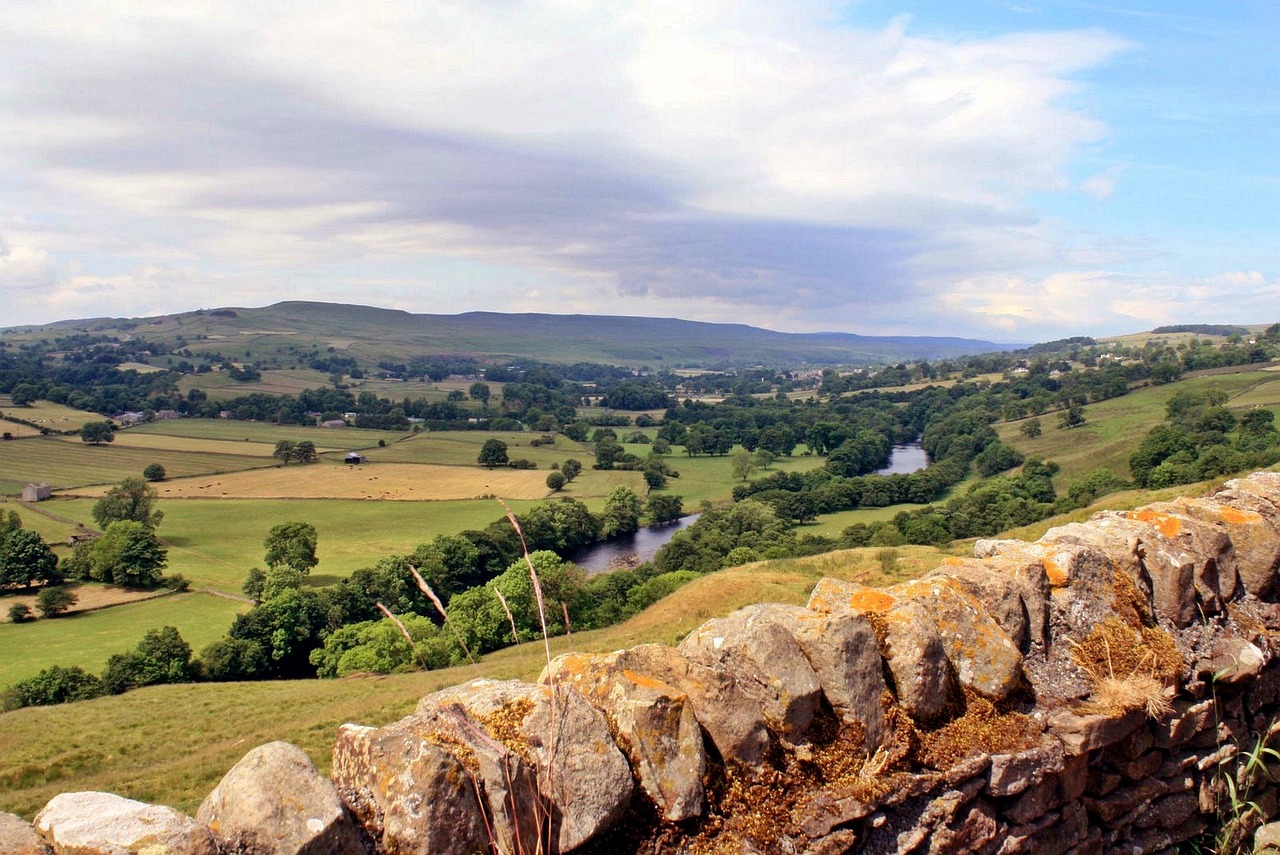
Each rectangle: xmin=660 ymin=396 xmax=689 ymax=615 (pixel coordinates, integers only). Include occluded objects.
xmin=1 ymin=1 xmax=1275 ymax=341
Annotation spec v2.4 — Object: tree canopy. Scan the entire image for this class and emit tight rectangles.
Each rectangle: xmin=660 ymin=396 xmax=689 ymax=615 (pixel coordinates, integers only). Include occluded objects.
xmin=92 ymin=477 xmax=164 ymax=530
xmin=263 ymin=521 xmax=320 ymax=573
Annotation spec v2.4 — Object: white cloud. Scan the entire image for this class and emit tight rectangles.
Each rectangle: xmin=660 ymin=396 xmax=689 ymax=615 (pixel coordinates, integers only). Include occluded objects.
xmin=0 ymin=1 xmax=1141 ymax=335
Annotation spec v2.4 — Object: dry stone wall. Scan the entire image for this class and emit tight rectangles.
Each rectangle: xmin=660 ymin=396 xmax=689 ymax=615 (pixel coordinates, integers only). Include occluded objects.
xmin=10 ymin=471 xmax=1280 ymax=854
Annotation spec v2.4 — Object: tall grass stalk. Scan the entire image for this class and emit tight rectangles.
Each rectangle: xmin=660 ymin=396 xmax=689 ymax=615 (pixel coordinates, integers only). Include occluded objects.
xmin=375 ymin=602 xmax=431 ymax=673
xmin=408 ymin=564 xmax=485 ymax=679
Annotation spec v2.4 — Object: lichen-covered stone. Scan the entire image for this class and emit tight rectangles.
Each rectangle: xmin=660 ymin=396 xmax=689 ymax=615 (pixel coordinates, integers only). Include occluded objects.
xmin=877 ymin=596 xmax=957 ymax=721
xmin=887 ymin=576 xmax=1024 ymax=702
xmin=331 ymin=720 xmax=492 ymax=855
xmin=593 ymin=642 xmax=772 ymax=767
xmin=1170 ymin=496 xmax=1280 ymax=599
xmin=421 ymin=679 xmax=634 ymax=852
xmin=0 ymin=812 xmax=51 ymax=855
xmin=678 ymin=603 xmax=824 ymax=740
xmin=35 ymin=792 xmax=218 ymax=855
xmin=541 ymin=650 xmax=706 ymax=821
xmin=198 ymin=740 xmax=364 ymax=855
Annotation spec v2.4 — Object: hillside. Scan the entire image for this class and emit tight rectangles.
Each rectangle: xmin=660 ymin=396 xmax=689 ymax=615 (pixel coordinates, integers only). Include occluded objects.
xmin=3 ymin=301 xmax=1019 ymax=368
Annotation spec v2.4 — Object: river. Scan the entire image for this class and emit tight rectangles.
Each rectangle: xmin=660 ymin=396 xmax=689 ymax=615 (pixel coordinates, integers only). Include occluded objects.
xmin=569 ymin=441 xmax=928 ymax=574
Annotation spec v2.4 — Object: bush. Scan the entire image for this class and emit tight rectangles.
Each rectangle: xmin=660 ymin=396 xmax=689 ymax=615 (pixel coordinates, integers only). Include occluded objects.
xmin=508 ymin=458 xmax=537 ymax=469
xmin=7 ymin=602 xmax=33 ymax=623
xmin=143 ymin=463 xmax=166 ymax=482
xmin=2 ymin=665 xmax=105 ymax=711
xmin=546 ymin=471 xmax=566 ymax=492
xmin=36 ymin=586 xmax=77 ymax=617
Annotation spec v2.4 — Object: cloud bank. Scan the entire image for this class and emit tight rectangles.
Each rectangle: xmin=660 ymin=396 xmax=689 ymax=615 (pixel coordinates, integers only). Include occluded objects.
xmin=0 ymin=1 xmax=1254 ymax=338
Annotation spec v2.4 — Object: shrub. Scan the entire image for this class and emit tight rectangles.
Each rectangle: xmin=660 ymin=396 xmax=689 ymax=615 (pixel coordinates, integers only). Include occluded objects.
xmin=546 ymin=471 xmax=566 ymax=492
xmin=143 ymin=463 xmax=166 ymax=482
xmin=7 ymin=602 xmax=33 ymax=623
xmin=36 ymin=586 xmax=77 ymax=617
xmin=2 ymin=665 xmax=105 ymax=711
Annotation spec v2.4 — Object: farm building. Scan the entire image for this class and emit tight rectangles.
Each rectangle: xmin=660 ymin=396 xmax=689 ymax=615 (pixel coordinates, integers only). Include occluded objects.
xmin=22 ymin=482 xmax=52 ymax=502
xmin=344 ymin=453 xmax=367 ymax=465
xmin=322 ymin=419 xmax=348 ymax=429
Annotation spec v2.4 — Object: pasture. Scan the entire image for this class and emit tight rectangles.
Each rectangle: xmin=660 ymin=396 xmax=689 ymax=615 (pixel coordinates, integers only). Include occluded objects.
xmin=44 ymin=496 xmax=548 ymax=592
xmin=178 ymin=368 xmax=336 ymax=398
xmin=128 ymin=418 xmax=402 ymax=450
xmin=367 ymin=430 xmax=579 ymax=467
xmin=76 ymin=463 xmax=562 ymax=502
xmin=0 ymin=437 xmax=269 ymax=495
xmin=0 ymin=399 xmax=103 ymax=433
xmin=0 ymin=592 xmax=248 ymax=687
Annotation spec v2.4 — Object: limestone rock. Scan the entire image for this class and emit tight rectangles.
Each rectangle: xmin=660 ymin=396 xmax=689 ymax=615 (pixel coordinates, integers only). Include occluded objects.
xmin=879 ymin=598 xmax=957 ymax=722
xmin=0 ymin=812 xmax=51 ymax=855
xmin=888 ymin=577 xmax=1024 ymax=702
xmin=35 ymin=792 xmax=218 ymax=855
xmin=541 ymin=650 xmax=705 ymax=821
xmin=928 ymin=555 xmax=1051 ymax=651
xmin=1176 ymin=495 xmax=1280 ymax=599
xmin=775 ymin=605 xmax=888 ymax=749
xmin=421 ymin=679 xmax=634 ymax=852
xmin=198 ymin=740 xmax=364 ymax=855
xmin=1254 ymin=820 xmax=1280 ymax=854
xmin=678 ymin=604 xmax=824 ymax=741
xmin=1121 ymin=505 xmax=1241 ymax=617
xmin=590 ymin=642 xmax=771 ymax=767
xmin=331 ymin=721 xmax=491 ymax=855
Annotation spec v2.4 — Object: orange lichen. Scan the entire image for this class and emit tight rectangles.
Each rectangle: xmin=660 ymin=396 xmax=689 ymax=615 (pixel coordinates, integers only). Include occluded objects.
xmin=1219 ymin=505 xmax=1262 ymax=525
xmin=622 ymin=668 xmax=672 ymax=692
xmin=848 ymin=589 xmax=896 ymax=612
xmin=1041 ymin=554 xmax=1069 ymax=587
xmin=1128 ymin=508 xmax=1183 ymax=538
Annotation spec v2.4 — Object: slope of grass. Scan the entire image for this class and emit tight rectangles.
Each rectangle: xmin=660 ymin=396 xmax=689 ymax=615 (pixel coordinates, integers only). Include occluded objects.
xmin=0 ymin=399 xmax=104 ymax=432
xmin=0 ymin=544 xmax=938 ymax=820
xmin=0 ymin=592 xmax=248 ymax=687
xmin=129 ymin=418 xmax=405 ymax=449
xmin=1000 ymin=370 xmax=1280 ymax=489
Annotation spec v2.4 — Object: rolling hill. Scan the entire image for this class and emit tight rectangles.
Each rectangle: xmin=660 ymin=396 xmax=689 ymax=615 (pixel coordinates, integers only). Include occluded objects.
xmin=5 ymin=301 xmax=1021 ymax=368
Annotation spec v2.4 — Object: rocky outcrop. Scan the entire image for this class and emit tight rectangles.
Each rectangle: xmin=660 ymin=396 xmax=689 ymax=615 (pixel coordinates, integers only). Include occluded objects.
xmin=0 ymin=812 xmax=51 ymax=855
xmin=21 ymin=470 xmax=1280 ymax=854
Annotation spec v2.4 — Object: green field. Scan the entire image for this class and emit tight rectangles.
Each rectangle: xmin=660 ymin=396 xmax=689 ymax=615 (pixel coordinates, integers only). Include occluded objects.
xmin=0 ymin=437 xmax=271 ymax=495
xmin=0 ymin=399 xmax=105 ymax=432
xmin=0 ymin=592 xmax=248 ymax=687
xmin=129 ymin=418 xmax=404 ymax=450
xmin=45 ymin=496 xmax=546 ymax=592
xmin=367 ymin=430 xmax=583 ymax=467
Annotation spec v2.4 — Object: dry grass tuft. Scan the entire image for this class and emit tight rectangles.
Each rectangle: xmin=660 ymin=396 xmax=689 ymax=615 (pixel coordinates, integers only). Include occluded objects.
xmin=1070 ymin=617 xmax=1180 ymax=718
xmin=914 ymin=690 xmax=1042 ymax=770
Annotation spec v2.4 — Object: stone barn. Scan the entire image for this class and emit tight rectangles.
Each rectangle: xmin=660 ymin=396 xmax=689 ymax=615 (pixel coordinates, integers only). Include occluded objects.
xmin=22 ymin=482 xmax=52 ymax=502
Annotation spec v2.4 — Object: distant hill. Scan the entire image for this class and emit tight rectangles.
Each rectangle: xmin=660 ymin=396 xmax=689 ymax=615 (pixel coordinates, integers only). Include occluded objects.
xmin=4 ymin=301 xmax=1020 ymax=368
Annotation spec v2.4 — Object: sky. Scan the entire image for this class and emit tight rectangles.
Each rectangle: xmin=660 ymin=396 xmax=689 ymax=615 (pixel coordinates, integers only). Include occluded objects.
xmin=1 ymin=1 xmax=1276 ymax=342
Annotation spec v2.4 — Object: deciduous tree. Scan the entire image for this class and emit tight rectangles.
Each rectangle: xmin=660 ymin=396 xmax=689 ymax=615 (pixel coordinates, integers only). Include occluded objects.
xmin=92 ymin=477 xmax=163 ymax=530
xmin=263 ymin=521 xmax=319 ymax=573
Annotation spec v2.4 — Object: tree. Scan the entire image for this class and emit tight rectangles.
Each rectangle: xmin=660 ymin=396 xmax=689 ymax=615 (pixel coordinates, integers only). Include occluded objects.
xmin=91 ymin=520 xmax=168 ymax=587
xmin=9 ymin=383 xmax=37 ymax=406
xmin=143 ymin=463 xmax=166 ymax=482
xmin=561 ymin=459 xmax=583 ymax=481
xmin=601 ymin=486 xmax=643 ymax=539
xmin=92 ymin=477 xmax=163 ymax=530
xmin=292 ymin=441 xmax=318 ymax=464
xmin=730 ymin=448 xmax=758 ymax=481
xmin=79 ymin=421 xmax=115 ymax=445
xmin=478 ymin=439 xmax=509 ymax=469
xmin=273 ymin=440 xmax=297 ymax=463
xmin=1058 ymin=401 xmax=1087 ymax=430
xmin=36 ymin=586 xmax=77 ymax=617
xmin=643 ymin=468 xmax=667 ymax=490
xmin=1019 ymin=418 xmax=1043 ymax=439
xmin=103 ymin=626 xmax=196 ymax=694
xmin=646 ymin=493 xmax=684 ymax=524
xmin=263 ymin=521 xmax=319 ymax=573
xmin=594 ymin=438 xmax=625 ymax=469
xmin=0 ymin=528 xmax=61 ymax=588
xmin=546 ymin=471 xmax=566 ymax=492
xmin=469 ymin=382 xmax=491 ymax=406
xmin=8 ymin=602 xmax=33 ymax=622
xmin=2 ymin=665 xmax=104 ymax=711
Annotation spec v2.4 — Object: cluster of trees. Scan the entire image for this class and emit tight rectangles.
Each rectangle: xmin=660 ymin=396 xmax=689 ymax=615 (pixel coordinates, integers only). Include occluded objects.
xmin=1130 ymin=390 xmax=1280 ymax=488
xmin=272 ymin=440 xmax=319 ymax=464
